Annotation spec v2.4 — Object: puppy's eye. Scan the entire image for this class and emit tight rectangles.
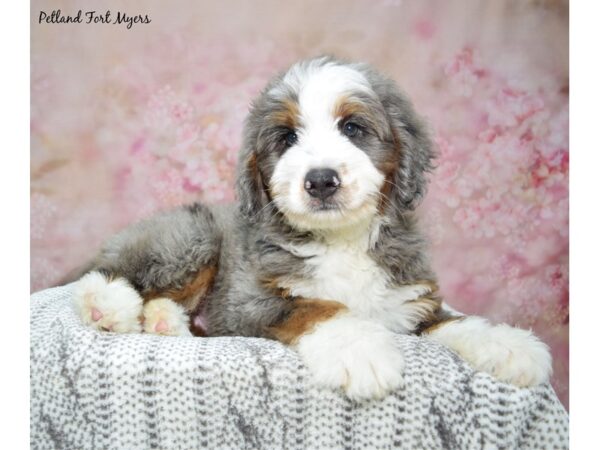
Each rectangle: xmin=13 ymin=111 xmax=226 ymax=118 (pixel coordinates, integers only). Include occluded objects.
xmin=342 ymin=122 xmax=360 ymax=138
xmin=284 ymin=131 xmax=298 ymax=147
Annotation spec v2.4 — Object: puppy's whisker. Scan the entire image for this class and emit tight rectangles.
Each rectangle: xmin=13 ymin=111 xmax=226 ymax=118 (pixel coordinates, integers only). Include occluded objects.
xmin=377 ymin=192 xmax=402 ymax=216
xmin=371 ymin=191 xmax=405 ymax=218
xmin=252 ymin=199 xmax=276 ymax=219
xmin=382 ymin=179 xmax=405 ymax=192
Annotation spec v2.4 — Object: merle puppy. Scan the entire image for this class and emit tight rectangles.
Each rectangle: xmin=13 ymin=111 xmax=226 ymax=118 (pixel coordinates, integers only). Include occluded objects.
xmin=72 ymin=56 xmax=552 ymax=400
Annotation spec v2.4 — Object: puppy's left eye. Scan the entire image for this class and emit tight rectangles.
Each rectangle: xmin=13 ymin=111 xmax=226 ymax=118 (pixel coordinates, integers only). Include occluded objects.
xmin=284 ymin=131 xmax=298 ymax=147
xmin=342 ymin=122 xmax=360 ymax=138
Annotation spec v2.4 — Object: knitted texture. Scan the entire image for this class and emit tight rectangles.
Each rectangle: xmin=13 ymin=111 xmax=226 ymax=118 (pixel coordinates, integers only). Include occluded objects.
xmin=31 ymin=286 xmax=568 ymax=449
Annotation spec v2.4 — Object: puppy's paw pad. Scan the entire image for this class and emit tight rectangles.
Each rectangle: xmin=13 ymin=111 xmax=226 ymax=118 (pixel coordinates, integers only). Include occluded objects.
xmin=143 ymin=298 xmax=192 ymax=337
xmin=154 ymin=319 xmax=169 ymax=334
xmin=91 ymin=307 xmax=103 ymax=322
xmin=72 ymin=271 xmax=143 ymax=334
xmin=298 ymin=315 xmax=404 ymax=401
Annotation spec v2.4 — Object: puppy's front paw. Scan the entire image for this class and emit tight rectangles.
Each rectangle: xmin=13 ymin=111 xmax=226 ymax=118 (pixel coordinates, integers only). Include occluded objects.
xmin=427 ymin=317 xmax=552 ymax=387
xmin=73 ymin=271 xmax=143 ymax=333
xmin=297 ymin=314 xmax=404 ymax=400
xmin=143 ymin=298 xmax=192 ymax=337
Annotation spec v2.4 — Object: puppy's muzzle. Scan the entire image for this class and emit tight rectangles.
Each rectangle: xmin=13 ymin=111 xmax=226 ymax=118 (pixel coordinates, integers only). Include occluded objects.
xmin=304 ymin=168 xmax=341 ymax=200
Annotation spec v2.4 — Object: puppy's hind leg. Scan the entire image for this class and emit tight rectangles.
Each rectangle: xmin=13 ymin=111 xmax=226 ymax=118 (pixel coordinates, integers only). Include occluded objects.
xmin=73 ymin=271 xmax=143 ymax=333
xmin=142 ymin=298 xmax=192 ymax=337
xmin=73 ymin=203 xmax=221 ymax=336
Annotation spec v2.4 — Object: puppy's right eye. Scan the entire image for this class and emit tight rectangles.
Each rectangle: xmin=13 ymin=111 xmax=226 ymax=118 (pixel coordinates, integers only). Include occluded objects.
xmin=283 ymin=131 xmax=298 ymax=147
xmin=342 ymin=121 xmax=360 ymax=138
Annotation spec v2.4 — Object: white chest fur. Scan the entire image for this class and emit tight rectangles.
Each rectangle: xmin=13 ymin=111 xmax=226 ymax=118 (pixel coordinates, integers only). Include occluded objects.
xmin=280 ymin=229 xmax=433 ymax=334
xmin=287 ymin=240 xmax=389 ymax=309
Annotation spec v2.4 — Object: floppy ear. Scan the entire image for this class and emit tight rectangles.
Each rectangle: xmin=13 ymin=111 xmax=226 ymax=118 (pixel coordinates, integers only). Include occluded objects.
xmin=236 ymin=148 xmax=265 ymax=220
xmin=379 ymin=82 xmax=436 ymax=210
xmin=236 ymin=120 xmax=269 ymax=220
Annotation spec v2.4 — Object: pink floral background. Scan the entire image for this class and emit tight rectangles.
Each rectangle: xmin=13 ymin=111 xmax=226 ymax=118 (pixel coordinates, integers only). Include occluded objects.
xmin=31 ymin=0 xmax=569 ymax=406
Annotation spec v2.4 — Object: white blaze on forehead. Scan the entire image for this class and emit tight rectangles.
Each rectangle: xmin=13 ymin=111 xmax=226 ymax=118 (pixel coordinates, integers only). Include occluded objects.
xmin=294 ymin=64 xmax=372 ymax=120
xmin=274 ymin=59 xmax=374 ymax=124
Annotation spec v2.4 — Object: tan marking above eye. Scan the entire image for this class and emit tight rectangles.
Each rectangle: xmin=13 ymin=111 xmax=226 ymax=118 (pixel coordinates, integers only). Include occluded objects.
xmin=333 ymin=95 xmax=370 ymax=121
xmin=269 ymin=98 xmax=300 ymax=129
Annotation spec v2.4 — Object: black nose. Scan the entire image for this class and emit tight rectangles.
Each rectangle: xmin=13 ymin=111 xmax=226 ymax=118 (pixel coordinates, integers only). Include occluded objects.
xmin=304 ymin=168 xmax=341 ymax=200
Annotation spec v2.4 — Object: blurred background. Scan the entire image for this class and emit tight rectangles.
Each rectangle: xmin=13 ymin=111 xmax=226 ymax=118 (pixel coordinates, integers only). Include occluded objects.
xmin=31 ymin=0 xmax=569 ymax=406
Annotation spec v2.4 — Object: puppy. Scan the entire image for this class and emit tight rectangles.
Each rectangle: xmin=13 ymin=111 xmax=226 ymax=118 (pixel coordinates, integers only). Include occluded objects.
xmin=72 ymin=56 xmax=552 ymax=400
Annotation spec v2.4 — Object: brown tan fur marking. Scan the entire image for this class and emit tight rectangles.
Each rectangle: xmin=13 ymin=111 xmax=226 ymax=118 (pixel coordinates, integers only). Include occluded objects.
xmin=413 ymin=293 xmax=465 ymax=335
xmin=412 ymin=280 xmax=440 ymax=294
xmin=246 ymin=151 xmax=274 ymax=206
xmin=377 ymin=127 xmax=403 ymax=214
xmin=333 ymin=96 xmax=371 ymax=120
xmin=420 ymin=316 xmax=465 ymax=334
xmin=404 ymin=293 xmax=443 ymax=325
xmin=269 ymin=298 xmax=348 ymax=345
xmin=270 ymin=99 xmax=300 ymax=129
xmin=247 ymin=152 xmax=262 ymax=190
xmin=259 ymin=275 xmax=293 ymax=299
xmin=142 ymin=266 xmax=218 ymax=311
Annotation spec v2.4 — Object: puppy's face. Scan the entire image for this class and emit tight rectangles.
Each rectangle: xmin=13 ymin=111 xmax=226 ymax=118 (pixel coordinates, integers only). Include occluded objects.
xmin=238 ymin=57 xmax=433 ymax=231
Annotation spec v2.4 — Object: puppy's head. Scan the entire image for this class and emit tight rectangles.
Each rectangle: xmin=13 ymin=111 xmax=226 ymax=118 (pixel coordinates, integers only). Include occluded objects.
xmin=237 ymin=56 xmax=434 ymax=230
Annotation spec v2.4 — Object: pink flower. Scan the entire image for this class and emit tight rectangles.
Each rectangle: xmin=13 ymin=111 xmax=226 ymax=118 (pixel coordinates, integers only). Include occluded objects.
xmin=413 ymin=18 xmax=436 ymax=40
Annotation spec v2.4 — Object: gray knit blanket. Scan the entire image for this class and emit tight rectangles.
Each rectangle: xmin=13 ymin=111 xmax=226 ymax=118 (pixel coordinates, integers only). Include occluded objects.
xmin=30 ymin=286 xmax=568 ymax=450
